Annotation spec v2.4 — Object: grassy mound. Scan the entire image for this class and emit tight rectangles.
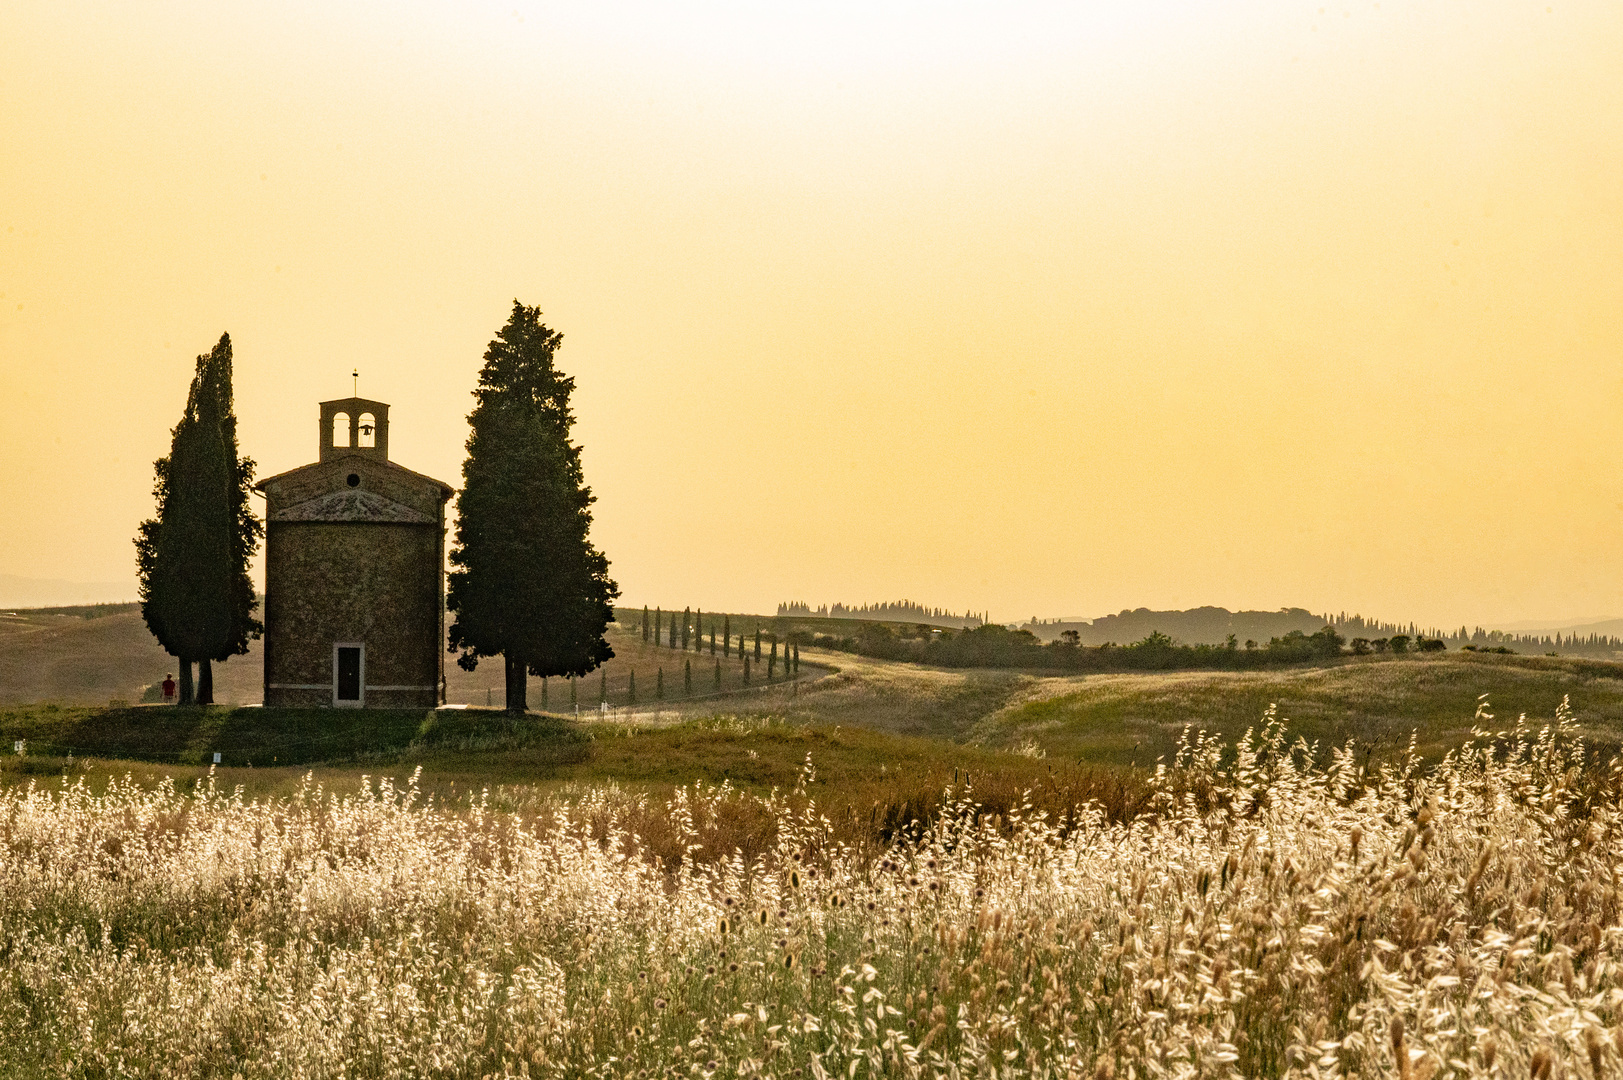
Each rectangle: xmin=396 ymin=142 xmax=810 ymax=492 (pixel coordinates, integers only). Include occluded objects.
xmin=0 ymin=704 xmax=589 ymax=768
xmin=979 ymin=652 xmax=1623 ymax=764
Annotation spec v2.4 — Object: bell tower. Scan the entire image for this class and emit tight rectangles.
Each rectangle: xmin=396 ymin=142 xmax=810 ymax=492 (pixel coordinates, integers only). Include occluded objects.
xmin=319 ymin=397 xmax=390 ymax=462
xmin=257 ymin=394 xmax=453 ymax=709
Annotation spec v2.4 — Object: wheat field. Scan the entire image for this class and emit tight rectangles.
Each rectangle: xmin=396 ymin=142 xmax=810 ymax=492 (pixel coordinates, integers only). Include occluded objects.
xmin=2 ymin=699 xmax=1620 ymax=1078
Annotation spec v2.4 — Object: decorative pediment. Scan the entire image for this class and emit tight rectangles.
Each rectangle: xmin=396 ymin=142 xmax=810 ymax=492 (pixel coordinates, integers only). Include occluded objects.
xmin=272 ymin=489 xmax=434 ymax=524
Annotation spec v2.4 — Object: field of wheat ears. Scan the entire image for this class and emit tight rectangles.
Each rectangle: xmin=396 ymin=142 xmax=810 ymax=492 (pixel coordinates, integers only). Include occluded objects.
xmin=3 ymin=698 xmax=1622 ymax=1080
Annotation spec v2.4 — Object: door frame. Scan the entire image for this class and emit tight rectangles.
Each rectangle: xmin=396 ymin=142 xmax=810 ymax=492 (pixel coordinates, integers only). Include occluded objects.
xmin=333 ymin=641 xmax=365 ymax=708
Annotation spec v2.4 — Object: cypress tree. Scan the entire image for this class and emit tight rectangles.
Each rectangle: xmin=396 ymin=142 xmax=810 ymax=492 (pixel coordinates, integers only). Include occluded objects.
xmin=710 ymin=621 xmax=717 ymax=655
xmin=723 ymin=616 xmax=731 ymax=657
xmin=446 ymin=303 xmax=619 ymax=713
xmin=682 ymin=607 xmax=691 ymax=650
xmin=642 ymin=606 xmax=650 ymax=642
xmin=135 ymin=333 xmax=262 ymax=706
xmin=655 ymin=607 xmax=662 ymax=646
xmin=694 ymin=608 xmax=703 ymax=651
xmin=684 ymin=658 xmax=692 ymax=694
xmin=627 ymin=670 xmax=636 ymax=704
xmin=669 ymin=611 xmax=677 ymax=649
xmin=754 ymin=628 xmax=762 ymax=662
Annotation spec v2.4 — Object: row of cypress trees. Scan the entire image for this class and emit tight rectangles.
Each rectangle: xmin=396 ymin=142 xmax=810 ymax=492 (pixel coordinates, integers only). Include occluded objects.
xmin=134 ymin=334 xmax=262 ymax=705
xmin=640 ymin=605 xmax=715 ymax=649
xmin=638 ymin=607 xmax=798 ymax=663
xmin=615 ymin=644 xmax=804 ymax=706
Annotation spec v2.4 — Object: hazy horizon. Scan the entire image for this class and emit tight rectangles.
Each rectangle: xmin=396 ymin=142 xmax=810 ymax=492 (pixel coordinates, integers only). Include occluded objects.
xmin=7 ymin=570 xmax=1621 ymax=639
xmin=4 ymin=1 xmax=1621 ymax=631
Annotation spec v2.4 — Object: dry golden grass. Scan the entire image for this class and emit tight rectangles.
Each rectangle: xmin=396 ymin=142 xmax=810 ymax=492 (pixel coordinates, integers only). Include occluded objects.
xmin=4 ymin=696 xmax=1623 ymax=1077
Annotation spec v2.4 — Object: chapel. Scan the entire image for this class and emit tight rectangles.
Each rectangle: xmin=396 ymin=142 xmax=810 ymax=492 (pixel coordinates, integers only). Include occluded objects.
xmin=255 ymin=397 xmax=453 ymax=708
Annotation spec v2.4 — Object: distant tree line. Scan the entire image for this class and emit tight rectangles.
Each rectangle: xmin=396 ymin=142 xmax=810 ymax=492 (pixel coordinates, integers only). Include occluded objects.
xmin=807 ymin=622 xmax=1465 ymax=672
xmin=1018 ymin=606 xmax=1623 ymax=660
xmin=777 ymin=600 xmax=985 ymax=629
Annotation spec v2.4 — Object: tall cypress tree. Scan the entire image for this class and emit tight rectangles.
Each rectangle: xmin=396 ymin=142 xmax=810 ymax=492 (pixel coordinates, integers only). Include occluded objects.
xmin=723 ymin=616 xmax=731 ymax=657
xmin=682 ymin=607 xmax=691 ymax=650
xmin=447 ymin=303 xmax=619 ymax=712
xmin=642 ymin=606 xmax=650 ymax=642
xmin=694 ymin=608 xmax=703 ymax=651
xmin=655 ymin=607 xmax=662 ymax=646
xmin=135 ymin=333 xmax=262 ymax=706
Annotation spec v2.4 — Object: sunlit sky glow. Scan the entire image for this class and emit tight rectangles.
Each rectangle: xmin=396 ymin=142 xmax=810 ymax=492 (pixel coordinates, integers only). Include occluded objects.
xmin=2 ymin=1 xmax=1621 ymax=626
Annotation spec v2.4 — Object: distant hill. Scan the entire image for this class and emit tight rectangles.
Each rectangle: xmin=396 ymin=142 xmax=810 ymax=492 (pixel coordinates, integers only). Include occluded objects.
xmin=0 ymin=608 xmax=262 ymax=706
xmin=1021 ymin=607 xmax=1332 ymax=646
xmin=1495 ymin=616 xmax=1623 ymax=639
xmin=1016 ymin=606 xmax=1621 ymax=658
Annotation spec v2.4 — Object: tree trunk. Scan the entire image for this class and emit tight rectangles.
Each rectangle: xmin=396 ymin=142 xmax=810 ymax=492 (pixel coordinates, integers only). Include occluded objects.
xmin=505 ymin=653 xmax=527 ymax=713
xmin=179 ymin=661 xmax=195 ymax=705
xmin=197 ymin=658 xmax=214 ymax=706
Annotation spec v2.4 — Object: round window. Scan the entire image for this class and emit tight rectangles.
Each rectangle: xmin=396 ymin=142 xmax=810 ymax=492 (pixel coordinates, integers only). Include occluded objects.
xmin=346 ymin=473 xmax=361 ymax=488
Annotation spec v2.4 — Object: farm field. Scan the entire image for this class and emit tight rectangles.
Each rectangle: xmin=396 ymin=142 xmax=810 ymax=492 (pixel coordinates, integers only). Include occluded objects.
xmin=0 ymin=608 xmax=823 ymax=708
xmin=973 ymin=651 xmax=1623 ymax=765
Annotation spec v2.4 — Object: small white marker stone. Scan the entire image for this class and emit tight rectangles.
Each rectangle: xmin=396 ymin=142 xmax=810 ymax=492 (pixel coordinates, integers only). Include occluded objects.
xmin=13 ymin=740 xmax=23 ymax=755
xmin=213 ymin=752 xmax=222 ymax=764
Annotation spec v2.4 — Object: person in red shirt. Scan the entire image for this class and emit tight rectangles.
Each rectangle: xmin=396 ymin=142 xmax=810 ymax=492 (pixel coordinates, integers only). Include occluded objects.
xmin=162 ymin=673 xmax=176 ymax=704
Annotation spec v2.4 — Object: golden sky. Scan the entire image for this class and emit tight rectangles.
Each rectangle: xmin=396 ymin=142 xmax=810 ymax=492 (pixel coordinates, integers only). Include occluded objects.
xmin=2 ymin=1 xmax=1621 ymax=628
